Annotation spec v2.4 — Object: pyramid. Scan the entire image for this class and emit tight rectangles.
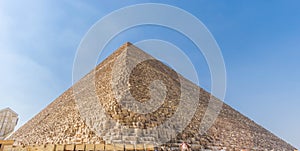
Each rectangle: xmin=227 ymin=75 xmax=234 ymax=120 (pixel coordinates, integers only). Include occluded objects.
xmin=0 ymin=108 xmax=18 ymax=140
xmin=10 ymin=42 xmax=296 ymax=150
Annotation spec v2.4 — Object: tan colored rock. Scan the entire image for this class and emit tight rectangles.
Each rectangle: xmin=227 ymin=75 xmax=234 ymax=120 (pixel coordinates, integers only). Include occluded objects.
xmin=0 ymin=108 xmax=18 ymax=140
xmin=9 ymin=42 xmax=296 ymax=150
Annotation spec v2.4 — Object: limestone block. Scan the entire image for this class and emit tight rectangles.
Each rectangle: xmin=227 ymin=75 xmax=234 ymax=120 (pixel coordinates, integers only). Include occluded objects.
xmin=135 ymin=144 xmax=144 ymax=151
xmin=45 ymin=144 xmax=55 ymax=151
xmin=75 ymin=144 xmax=85 ymax=151
xmin=65 ymin=144 xmax=75 ymax=151
xmin=114 ymin=144 xmax=124 ymax=151
xmin=55 ymin=144 xmax=65 ymax=151
xmin=85 ymin=144 xmax=95 ymax=151
xmin=125 ymin=144 xmax=135 ymax=150
xmin=2 ymin=145 xmax=12 ymax=151
xmin=145 ymin=144 xmax=155 ymax=151
xmin=94 ymin=144 xmax=104 ymax=151
xmin=105 ymin=144 xmax=114 ymax=151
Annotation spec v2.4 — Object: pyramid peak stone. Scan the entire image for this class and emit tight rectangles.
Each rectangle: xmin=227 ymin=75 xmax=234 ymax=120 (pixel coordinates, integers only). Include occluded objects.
xmin=124 ymin=41 xmax=133 ymax=46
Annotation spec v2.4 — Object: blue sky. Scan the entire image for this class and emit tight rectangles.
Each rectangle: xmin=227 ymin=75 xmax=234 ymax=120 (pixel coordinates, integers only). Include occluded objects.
xmin=0 ymin=0 xmax=299 ymax=148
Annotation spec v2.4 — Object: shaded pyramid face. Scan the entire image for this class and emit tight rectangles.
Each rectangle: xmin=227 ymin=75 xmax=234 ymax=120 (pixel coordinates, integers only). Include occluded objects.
xmin=10 ymin=43 xmax=296 ymax=150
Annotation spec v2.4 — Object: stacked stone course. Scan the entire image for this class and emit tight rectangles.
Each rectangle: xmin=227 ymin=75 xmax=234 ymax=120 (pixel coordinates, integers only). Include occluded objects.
xmin=9 ymin=42 xmax=296 ymax=150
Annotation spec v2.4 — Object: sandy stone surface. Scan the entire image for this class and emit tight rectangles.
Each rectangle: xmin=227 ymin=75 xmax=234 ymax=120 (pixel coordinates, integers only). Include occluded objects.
xmin=0 ymin=108 xmax=18 ymax=140
xmin=9 ymin=42 xmax=296 ymax=150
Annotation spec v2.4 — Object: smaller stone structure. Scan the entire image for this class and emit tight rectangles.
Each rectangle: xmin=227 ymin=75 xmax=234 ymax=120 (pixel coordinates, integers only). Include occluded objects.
xmin=0 ymin=108 xmax=18 ymax=140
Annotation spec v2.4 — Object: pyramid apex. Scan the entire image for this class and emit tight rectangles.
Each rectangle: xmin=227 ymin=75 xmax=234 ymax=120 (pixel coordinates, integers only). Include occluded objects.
xmin=123 ymin=42 xmax=133 ymax=47
xmin=115 ymin=42 xmax=135 ymax=53
xmin=115 ymin=42 xmax=151 ymax=60
xmin=0 ymin=107 xmax=18 ymax=116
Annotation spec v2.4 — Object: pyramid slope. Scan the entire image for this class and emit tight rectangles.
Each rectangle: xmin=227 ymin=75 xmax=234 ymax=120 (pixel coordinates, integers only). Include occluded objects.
xmin=10 ymin=42 xmax=296 ymax=150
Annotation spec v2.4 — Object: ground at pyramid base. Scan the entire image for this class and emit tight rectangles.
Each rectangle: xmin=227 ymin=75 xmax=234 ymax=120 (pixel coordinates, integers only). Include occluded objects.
xmin=9 ymin=42 xmax=297 ymax=151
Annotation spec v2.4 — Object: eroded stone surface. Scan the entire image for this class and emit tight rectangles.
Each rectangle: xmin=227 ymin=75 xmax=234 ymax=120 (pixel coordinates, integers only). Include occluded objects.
xmin=9 ymin=42 xmax=296 ymax=150
xmin=0 ymin=108 xmax=18 ymax=140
